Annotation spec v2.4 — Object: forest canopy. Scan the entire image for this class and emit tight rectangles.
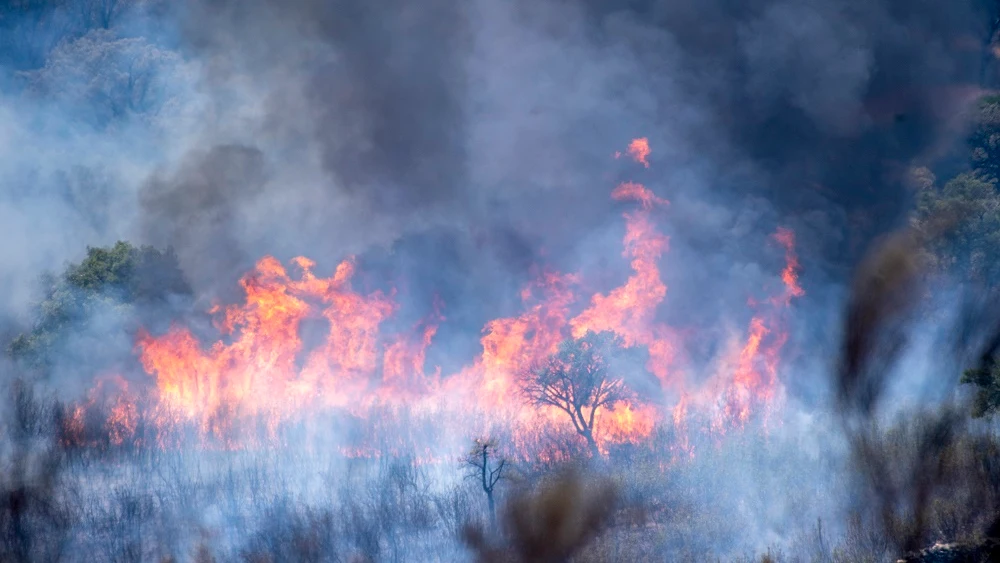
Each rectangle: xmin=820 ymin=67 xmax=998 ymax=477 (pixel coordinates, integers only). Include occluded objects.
xmin=8 ymin=241 xmax=189 ymax=369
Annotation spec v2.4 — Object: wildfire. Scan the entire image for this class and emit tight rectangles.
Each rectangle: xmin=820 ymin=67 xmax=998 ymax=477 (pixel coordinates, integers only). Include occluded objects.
xmin=615 ymin=137 xmax=651 ymax=168
xmin=570 ymin=181 xmax=674 ymax=386
xmin=381 ymin=296 xmax=444 ymax=398
xmin=773 ymin=227 xmax=805 ymax=304
xmin=67 ymin=137 xmax=804 ymax=460
xmin=464 ymin=269 xmax=579 ymax=407
xmin=708 ymin=227 xmax=804 ymax=433
xmin=136 ymin=255 xmax=403 ymax=434
xmin=595 ymin=402 xmax=657 ymax=451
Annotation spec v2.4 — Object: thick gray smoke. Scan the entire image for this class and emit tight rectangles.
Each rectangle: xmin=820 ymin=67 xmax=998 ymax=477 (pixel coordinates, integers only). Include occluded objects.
xmin=1 ymin=1 xmax=998 ymax=560
xmin=117 ymin=0 xmax=994 ymax=391
xmin=0 ymin=0 xmax=991 ymax=320
xmin=170 ymin=0 xmax=989 ymax=233
xmin=140 ymin=144 xmax=267 ymax=304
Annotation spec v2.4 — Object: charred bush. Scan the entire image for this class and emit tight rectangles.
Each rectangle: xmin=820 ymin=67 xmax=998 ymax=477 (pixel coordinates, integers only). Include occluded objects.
xmin=462 ymin=468 xmax=619 ymax=563
xmin=0 ymin=380 xmax=75 ymax=563
xmin=240 ymin=502 xmax=339 ymax=563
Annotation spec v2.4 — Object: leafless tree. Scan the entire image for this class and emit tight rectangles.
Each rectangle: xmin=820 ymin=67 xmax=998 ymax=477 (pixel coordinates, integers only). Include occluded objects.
xmin=519 ymin=331 xmax=638 ymax=458
xmin=464 ymin=438 xmax=507 ymax=528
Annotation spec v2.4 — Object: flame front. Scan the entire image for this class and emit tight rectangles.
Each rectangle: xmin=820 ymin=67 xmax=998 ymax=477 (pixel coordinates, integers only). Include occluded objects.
xmin=570 ymin=181 xmax=674 ymax=386
xmin=136 ymin=255 xmax=400 ymax=441
xmin=70 ymin=138 xmax=804 ymax=459
xmin=615 ymin=137 xmax=651 ymax=168
xmin=710 ymin=227 xmax=804 ymax=432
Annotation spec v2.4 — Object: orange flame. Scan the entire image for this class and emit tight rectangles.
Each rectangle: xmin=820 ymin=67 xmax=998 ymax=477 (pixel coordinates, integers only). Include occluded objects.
xmin=69 ymin=137 xmax=806 ymax=461
xmin=381 ymin=297 xmax=444 ymax=397
xmin=628 ymin=137 xmax=650 ymax=168
xmin=772 ymin=227 xmax=805 ymax=304
xmin=570 ymin=182 xmax=675 ymax=386
xmin=710 ymin=227 xmax=804 ymax=432
xmin=616 ymin=138 xmax=651 ymax=168
xmin=137 ymin=255 xmax=398 ymax=435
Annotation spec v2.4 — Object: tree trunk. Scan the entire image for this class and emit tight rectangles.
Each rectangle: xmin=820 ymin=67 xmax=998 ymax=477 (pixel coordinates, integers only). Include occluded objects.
xmin=583 ymin=429 xmax=600 ymax=459
xmin=487 ymin=490 xmax=496 ymax=529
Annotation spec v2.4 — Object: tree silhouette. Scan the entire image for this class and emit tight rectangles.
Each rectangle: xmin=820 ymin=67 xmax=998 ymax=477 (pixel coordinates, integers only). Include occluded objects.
xmin=520 ymin=331 xmax=639 ymax=458
xmin=464 ymin=437 xmax=508 ymax=528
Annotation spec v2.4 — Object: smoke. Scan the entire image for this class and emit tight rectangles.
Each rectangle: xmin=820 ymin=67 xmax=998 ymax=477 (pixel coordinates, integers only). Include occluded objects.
xmin=0 ymin=0 xmax=988 ymax=325
xmin=832 ymin=217 xmax=1000 ymax=556
xmin=150 ymin=1 xmax=976 ymax=289
xmin=0 ymin=0 xmax=998 ymax=560
xmin=47 ymin=0 xmax=969 ymax=402
xmin=139 ymin=144 xmax=267 ymax=303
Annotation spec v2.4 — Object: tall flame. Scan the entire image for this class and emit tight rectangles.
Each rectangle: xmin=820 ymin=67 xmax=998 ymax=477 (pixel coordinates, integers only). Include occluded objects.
xmin=381 ymin=296 xmax=444 ymax=398
xmin=569 ymin=181 xmax=675 ymax=386
xmin=136 ymin=255 xmax=398 ymax=435
xmin=713 ymin=227 xmax=804 ymax=431
xmin=70 ymin=137 xmax=804 ymax=460
xmin=615 ymin=138 xmax=651 ymax=168
xmin=468 ymin=269 xmax=579 ymax=406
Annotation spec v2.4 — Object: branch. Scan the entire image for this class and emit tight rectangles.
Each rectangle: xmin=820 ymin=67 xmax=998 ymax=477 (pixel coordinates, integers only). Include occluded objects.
xmin=573 ymin=403 xmax=589 ymax=435
xmin=536 ymin=387 xmax=570 ymax=411
xmin=594 ymin=378 xmax=627 ymax=409
xmin=488 ymin=459 xmax=506 ymax=489
xmin=525 ymin=376 xmax=573 ymax=413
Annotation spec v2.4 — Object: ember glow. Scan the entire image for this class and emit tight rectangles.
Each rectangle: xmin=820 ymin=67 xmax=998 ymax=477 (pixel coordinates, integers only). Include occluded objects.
xmin=70 ymin=138 xmax=804 ymax=458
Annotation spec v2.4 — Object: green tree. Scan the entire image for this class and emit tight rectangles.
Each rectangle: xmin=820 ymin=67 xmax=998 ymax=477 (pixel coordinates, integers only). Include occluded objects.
xmin=912 ymin=171 xmax=1000 ymax=283
xmin=912 ymin=170 xmax=1000 ymax=418
xmin=519 ymin=331 xmax=644 ymax=458
xmin=8 ymin=241 xmax=190 ymax=368
xmin=909 ymin=94 xmax=1000 ymax=419
xmin=969 ymin=95 xmax=1000 ymax=180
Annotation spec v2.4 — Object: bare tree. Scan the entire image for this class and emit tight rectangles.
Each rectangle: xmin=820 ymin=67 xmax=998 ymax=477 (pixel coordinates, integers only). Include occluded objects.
xmin=520 ymin=331 xmax=638 ymax=458
xmin=464 ymin=438 xmax=507 ymax=528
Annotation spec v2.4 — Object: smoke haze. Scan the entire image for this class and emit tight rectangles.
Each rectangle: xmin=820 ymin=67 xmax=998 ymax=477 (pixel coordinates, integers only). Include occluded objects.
xmin=1 ymin=0 xmax=999 ymax=560
xmin=2 ymin=0 xmax=991 ymax=320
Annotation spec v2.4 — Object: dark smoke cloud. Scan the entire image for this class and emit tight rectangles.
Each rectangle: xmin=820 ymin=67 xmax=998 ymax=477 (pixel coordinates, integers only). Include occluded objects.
xmin=118 ymin=0 xmax=998 ymax=403
xmin=147 ymin=0 xmax=992 ymax=280
xmin=140 ymin=144 xmax=267 ymax=301
xmin=0 ymin=0 xmax=985 ymax=391
xmin=570 ymin=0 xmax=990 ymax=258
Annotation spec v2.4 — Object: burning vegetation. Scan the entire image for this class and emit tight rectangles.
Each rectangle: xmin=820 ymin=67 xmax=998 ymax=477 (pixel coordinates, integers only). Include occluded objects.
xmin=5 ymin=117 xmax=1000 ymax=563
xmin=50 ymin=139 xmax=805 ymax=462
xmin=6 ymin=0 xmax=1000 ymax=561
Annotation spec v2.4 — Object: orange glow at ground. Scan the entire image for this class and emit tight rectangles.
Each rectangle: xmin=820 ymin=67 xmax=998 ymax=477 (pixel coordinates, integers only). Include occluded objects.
xmin=68 ymin=138 xmax=804 ymax=460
